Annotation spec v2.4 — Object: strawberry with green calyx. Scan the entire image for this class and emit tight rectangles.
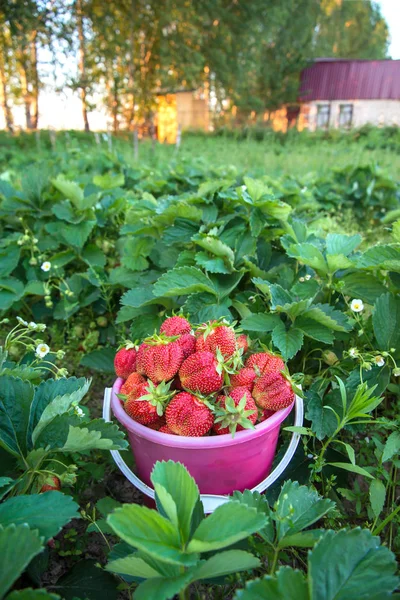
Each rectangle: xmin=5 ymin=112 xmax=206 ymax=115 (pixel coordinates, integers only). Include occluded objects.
xmin=165 ymin=391 xmax=214 ymax=436
xmin=124 ymin=380 xmax=176 ymax=425
xmin=40 ymin=475 xmax=61 ymax=493
xmin=120 ymin=372 xmax=146 ymax=397
xmin=160 ymin=315 xmax=191 ymax=336
xmin=142 ymin=333 xmax=184 ymax=383
xmin=179 ymin=351 xmax=224 ymax=395
xmin=177 ymin=332 xmax=196 ymax=358
xmin=195 ymin=319 xmax=237 ymax=358
xmin=252 ymin=370 xmax=294 ymax=411
xmin=245 ymin=351 xmax=285 ymax=375
xmin=213 ymin=388 xmax=258 ymax=436
xmin=114 ymin=341 xmax=138 ymax=379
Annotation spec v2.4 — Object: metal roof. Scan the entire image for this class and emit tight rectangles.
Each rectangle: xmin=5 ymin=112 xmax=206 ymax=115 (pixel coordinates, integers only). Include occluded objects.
xmin=299 ymin=59 xmax=400 ymax=101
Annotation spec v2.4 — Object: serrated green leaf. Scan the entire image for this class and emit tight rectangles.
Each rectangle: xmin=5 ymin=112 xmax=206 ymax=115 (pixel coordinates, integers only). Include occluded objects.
xmin=133 ymin=572 xmax=194 ymax=600
xmin=93 ymin=172 xmax=125 ymax=189
xmin=79 ymin=348 xmax=116 ymax=373
xmin=326 ymin=233 xmax=362 ymax=256
xmin=272 ymin=322 xmax=304 ymax=360
xmin=195 ymin=252 xmax=232 ymax=274
xmin=357 ymin=244 xmax=400 ymax=271
xmin=241 ymin=313 xmax=281 ymax=332
xmin=60 ymin=419 xmax=127 ymax=452
xmin=187 ymin=501 xmax=267 ymax=553
xmin=294 ymin=317 xmax=334 ymax=343
xmin=7 ymin=589 xmax=60 ymax=600
xmin=369 ymin=479 xmax=386 ymax=519
xmin=286 ymin=243 xmax=328 ymax=273
xmin=382 ymin=431 xmax=400 ymax=463
xmin=0 ymin=476 xmax=15 ymax=500
xmin=52 ymin=176 xmax=84 ymax=208
xmin=372 ymin=293 xmax=400 ymax=351
xmin=326 ymin=254 xmax=354 ymax=272
xmin=0 ymin=375 xmax=34 ymax=457
xmin=106 ymin=552 xmax=161 ymax=578
xmin=153 ymin=267 xmax=217 ymax=297
xmin=340 ymin=272 xmax=387 ymax=305
xmin=309 ymin=528 xmax=399 ymax=599
xmin=193 ymin=550 xmax=260 ymax=581
xmin=234 ymin=567 xmax=308 ymax=600
xmin=302 ymin=303 xmax=351 ymax=332
xmin=53 ymin=559 xmax=119 ymax=600
xmin=0 ymin=525 xmax=44 ymax=599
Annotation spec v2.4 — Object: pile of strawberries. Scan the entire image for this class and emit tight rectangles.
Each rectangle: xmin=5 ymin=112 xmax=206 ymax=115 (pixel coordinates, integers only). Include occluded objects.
xmin=114 ymin=316 xmax=295 ymax=437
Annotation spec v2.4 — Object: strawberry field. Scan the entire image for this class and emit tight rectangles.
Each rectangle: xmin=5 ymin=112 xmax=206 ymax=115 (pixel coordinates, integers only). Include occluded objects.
xmin=0 ymin=131 xmax=399 ymax=600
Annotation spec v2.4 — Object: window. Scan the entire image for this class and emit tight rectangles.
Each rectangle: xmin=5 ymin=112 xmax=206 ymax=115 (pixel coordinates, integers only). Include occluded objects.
xmin=316 ymin=104 xmax=330 ymax=129
xmin=339 ymin=104 xmax=353 ymax=128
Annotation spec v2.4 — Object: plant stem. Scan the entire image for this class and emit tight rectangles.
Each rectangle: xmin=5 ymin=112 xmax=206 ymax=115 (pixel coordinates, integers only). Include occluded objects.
xmin=179 ymin=587 xmax=189 ymax=600
xmin=269 ymin=547 xmax=279 ymax=575
xmin=372 ymin=504 xmax=400 ymax=537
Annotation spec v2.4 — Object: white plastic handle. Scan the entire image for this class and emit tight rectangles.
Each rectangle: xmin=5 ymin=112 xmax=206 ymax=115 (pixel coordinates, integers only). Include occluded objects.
xmin=103 ymin=388 xmax=304 ymax=513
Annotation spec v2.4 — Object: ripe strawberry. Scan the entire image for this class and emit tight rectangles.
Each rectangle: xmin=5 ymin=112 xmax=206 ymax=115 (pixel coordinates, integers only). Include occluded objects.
xmin=230 ymin=367 xmax=257 ymax=391
xmin=252 ymin=371 xmax=294 ymax=410
xmin=245 ymin=352 xmax=284 ymax=375
xmin=213 ymin=387 xmax=258 ymax=436
xmin=40 ymin=475 xmax=61 ymax=493
xmin=147 ymin=416 xmax=166 ymax=430
xmin=143 ymin=336 xmax=184 ymax=383
xmin=177 ymin=333 xmax=196 ymax=358
xmin=236 ymin=334 xmax=249 ymax=354
xmin=159 ymin=425 xmax=177 ymax=435
xmin=195 ymin=321 xmax=237 ymax=358
xmin=160 ymin=315 xmax=191 ymax=336
xmin=114 ymin=345 xmax=137 ymax=379
xmin=165 ymin=392 xmax=214 ymax=436
xmin=136 ymin=343 xmax=150 ymax=375
xmin=124 ymin=380 xmax=175 ymax=425
xmin=260 ymin=408 xmax=275 ymax=421
xmin=179 ymin=351 xmax=224 ymax=394
xmin=120 ymin=372 xmax=146 ymax=396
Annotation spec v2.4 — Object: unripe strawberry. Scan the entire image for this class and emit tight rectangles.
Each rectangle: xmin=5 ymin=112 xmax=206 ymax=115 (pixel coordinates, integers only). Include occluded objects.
xmin=177 ymin=333 xmax=196 ymax=358
xmin=144 ymin=339 xmax=184 ymax=383
xmin=213 ymin=387 xmax=257 ymax=436
xmin=40 ymin=475 xmax=61 ymax=493
xmin=252 ymin=371 xmax=294 ymax=411
xmin=120 ymin=372 xmax=146 ymax=396
xmin=230 ymin=367 xmax=257 ymax=391
xmin=165 ymin=392 xmax=214 ymax=436
xmin=160 ymin=315 xmax=191 ymax=336
xmin=245 ymin=352 xmax=284 ymax=375
xmin=114 ymin=346 xmax=137 ymax=379
xmin=179 ymin=351 xmax=224 ymax=395
xmin=236 ymin=334 xmax=249 ymax=354
xmin=195 ymin=322 xmax=237 ymax=358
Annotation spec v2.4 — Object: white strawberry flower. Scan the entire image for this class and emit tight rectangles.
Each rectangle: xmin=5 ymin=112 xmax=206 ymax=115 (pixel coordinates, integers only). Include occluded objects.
xmin=16 ymin=316 xmax=28 ymax=326
xmin=305 ymin=274 xmax=311 ymax=280
xmin=36 ymin=343 xmax=50 ymax=358
xmin=375 ymin=356 xmax=385 ymax=367
xmin=349 ymin=348 xmax=358 ymax=358
xmin=41 ymin=261 xmax=51 ymax=272
xmin=299 ymin=277 xmax=305 ymax=282
xmin=28 ymin=321 xmax=38 ymax=330
xmin=350 ymin=299 xmax=364 ymax=313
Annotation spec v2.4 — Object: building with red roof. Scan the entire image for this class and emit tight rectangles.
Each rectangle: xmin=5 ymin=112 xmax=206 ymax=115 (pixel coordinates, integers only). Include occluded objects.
xmin=295 ymin=59 xmax=400 ymax=130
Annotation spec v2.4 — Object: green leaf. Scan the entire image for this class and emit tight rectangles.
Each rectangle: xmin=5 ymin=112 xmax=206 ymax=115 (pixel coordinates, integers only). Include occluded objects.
xmin=106 ymin=552 xmax=161 ymax=578
xmin=302 ymin=303 xmax=351 ymax=332
xmin=357 ymin=244 xmax=400 ymax=271
xmin=306 ymin=390 xmax=340 ymax=440
xmin=121 ymin=286 xmax=158 ymax=308
xmin=372 ymin=293 xmax=400 ymax=351
xmin=187 ymin=501 xmax=267 ymax=553
xmin=295 ymin=318 xmax=334 ymax=344
xmin=326 ymin=254 xmax=354 ymax=272
xmin=0 ymin=245 xmax=20 ymax=277
xmin=7 ymin=589 xmax=60 ymax=600
xmin=231 ymin=489 xmax=274 ymax=544
xmin=107 ymin=504 xmax=197 ymax=566
xmin=340 ymin=272 xmax=387 ymax=305
xmin=241 ymin=313 xmax=281 ymax=332
xmin=234 ymin=566 xmax=308 ymax=600
xmin=79 ymin=348 xmax=116 ymax=373
xmin=195 ymin=252 xmax=232 ymax=274
xmin=278 ymin=529 xmax=325 ymax=548
xmin=0 ymin=524 xmax=44 ymax=599
xmin=192 ymin=234 xmax=235 ymax=266
xmin=382 ymin=431 xmax=400 ymax=463
xmin=52 ymin=176 xmax=84 ymax=208
xmin=32 ymin=378 xmax=91 ymax=444
xmin=369 ymin=479 xmax=386 ymax=519
xmin=272 ymin=322 xmax=304 ymax=360
xmin=286 ymin=243 xmax=328 ymax=274
xmin=327 ymin=462 xmax=374 ymax=479
xmin=0 ymin=491 xmax=79 ymax=540
xmin=153 ymin=267 xmax=217 ymax=297
xmin=151 ymin=461 xmax=201 ymax=546
xmin=133 ymin=572 xmax=194 ymax=600
xmin=0 ymin=476 xmax=15 ymax=500
xmin=122 ymin=237 xmax=155 ymax=271
xmin=0 ymin=277 xmax=24 ymax=310
xmin=45 ymin=220 xmax=96 ymax=249
xmin=93 ymin=173 xmax=125 ymax=189
xmin=0 ymin=375 xmax=34 ymax=457
xmin=326 ymin=234 xmax=362 ymax=256
xmin=309 ymin=528 xmax=399 ymax=599
xmin=193 ymin=550 xmax=260 ymax=581
xmin=53 ymin=560 xmax=119 ymax=600
xmin=275 ymin=481 xmax=335 ymax=544
xmin=60 ymin=420 xmax=127 ymax=452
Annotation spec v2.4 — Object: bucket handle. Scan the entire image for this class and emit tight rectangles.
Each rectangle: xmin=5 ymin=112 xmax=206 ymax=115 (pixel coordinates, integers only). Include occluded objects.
xmin=103 ymin=388 xmax=304 ymax=514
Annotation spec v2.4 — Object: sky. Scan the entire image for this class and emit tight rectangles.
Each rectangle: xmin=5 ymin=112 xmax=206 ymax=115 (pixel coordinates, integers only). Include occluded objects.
xmin=377 ymin=0 xmax=400 ymax=59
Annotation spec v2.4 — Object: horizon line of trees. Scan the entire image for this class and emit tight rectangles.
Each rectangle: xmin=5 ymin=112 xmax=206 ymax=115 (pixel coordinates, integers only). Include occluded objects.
xmin=0 ymin=0 xmax=390 ymax=133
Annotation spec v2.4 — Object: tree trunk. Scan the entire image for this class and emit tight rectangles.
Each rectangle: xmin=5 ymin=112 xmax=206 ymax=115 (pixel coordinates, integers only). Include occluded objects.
xmin=18 ymin=60 xmax=33 ymax=130
xmin=30 ymin=32 xmax=39 ymax=129
xmin=126 ymin=0 xmax=136 ymax=130
xmin=76 ymin=0 xmax=90 ymax=131
xmin=0 ymin=40 xmax=14 ymax=132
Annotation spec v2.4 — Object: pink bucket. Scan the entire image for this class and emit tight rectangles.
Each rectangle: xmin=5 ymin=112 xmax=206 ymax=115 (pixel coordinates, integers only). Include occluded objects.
xmin=106 ymin=378 xmax=303 ymax=509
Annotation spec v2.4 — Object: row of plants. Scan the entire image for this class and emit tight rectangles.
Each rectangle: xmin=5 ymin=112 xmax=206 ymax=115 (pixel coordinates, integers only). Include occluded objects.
xmin=0 ymin=145 xmax=399 ymax=597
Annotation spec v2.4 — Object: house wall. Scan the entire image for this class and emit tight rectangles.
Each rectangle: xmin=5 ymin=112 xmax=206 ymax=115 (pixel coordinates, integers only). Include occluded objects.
xmin=300 ymin=99 xmax=400 ymax=131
